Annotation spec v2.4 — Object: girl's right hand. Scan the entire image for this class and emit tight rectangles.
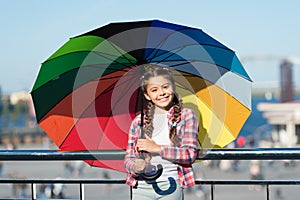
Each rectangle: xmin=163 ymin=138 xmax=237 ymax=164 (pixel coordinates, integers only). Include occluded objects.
xmin=134 ymin=159 xmax=147 ymax=173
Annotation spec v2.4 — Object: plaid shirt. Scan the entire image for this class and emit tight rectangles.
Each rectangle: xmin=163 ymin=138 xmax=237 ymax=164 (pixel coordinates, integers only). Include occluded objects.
xmin=124 ymin=106 xmax=199 ymax=188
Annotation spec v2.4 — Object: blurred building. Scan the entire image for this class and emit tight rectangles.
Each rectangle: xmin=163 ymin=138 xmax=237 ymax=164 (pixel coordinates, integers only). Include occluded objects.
xmin=9 ymin=91 xmax=31 ymax=105
xmin=257 ymin=101 xmax=300 ymax=147
xmin=280 ymin=60 xmax=294 ymax=102
xmin=257 ymin=60 xmax=300 ymax=147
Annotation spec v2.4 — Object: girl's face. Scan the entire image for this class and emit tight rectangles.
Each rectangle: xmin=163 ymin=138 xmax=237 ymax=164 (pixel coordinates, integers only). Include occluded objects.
xmin=144 ymin=75 xmax=174 ymax=111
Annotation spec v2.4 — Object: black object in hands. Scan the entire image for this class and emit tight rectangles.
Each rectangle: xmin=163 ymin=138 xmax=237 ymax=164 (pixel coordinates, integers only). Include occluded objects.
xmin=139 ymin=164 xmax=163 ymax=181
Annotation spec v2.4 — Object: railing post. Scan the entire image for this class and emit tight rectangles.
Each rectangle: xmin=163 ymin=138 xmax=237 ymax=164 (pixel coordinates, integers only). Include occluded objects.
xmin=80 ymin=183 xmax=85 ymax=200
xmin=266 ymin=184 xmax=269 ymax=200
xmin=130 ymin=186 xmax=133 ymax=200
xmin=31 ymin=183 xmax=36 ymax=200
xmin=211 ymin=184 xmax=214 ymax=200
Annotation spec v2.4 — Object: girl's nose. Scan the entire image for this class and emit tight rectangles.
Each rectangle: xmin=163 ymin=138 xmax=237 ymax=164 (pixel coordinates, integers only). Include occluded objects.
xmin=159 ymin=88 xmax=166 ymax=95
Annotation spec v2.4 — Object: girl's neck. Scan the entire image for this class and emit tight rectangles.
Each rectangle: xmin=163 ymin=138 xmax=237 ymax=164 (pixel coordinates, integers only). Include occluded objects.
xmin=155 ymin=105 xmax=169 ymax=114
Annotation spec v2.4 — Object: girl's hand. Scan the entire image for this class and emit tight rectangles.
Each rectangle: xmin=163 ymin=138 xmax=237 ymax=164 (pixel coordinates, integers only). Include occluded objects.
xmin=137 ymin=137 xmax=161 ymax=154
xmin=134 ymin=159 xmax=147 ymax=173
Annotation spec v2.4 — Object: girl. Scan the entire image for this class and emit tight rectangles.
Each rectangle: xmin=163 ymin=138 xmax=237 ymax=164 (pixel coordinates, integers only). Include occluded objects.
xmin=124 ymin=65 xmax=199 ymax=200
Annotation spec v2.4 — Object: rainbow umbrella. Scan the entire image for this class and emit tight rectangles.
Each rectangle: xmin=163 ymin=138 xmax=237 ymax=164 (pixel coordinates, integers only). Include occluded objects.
xmin=31 ymin=20 xmax=252 ymax=172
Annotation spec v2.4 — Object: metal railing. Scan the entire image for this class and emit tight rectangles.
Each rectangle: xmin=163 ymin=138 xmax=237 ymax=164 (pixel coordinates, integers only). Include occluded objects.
xmin=2 ymin=148 xmax=300 ymax=161
xmin=1 ymin=148 xmax=300 ymax=200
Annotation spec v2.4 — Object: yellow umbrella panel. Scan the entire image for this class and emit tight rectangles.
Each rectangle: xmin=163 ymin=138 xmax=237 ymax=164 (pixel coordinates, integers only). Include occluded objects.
xmin=176 ymin=73 xmax=251 ymax=148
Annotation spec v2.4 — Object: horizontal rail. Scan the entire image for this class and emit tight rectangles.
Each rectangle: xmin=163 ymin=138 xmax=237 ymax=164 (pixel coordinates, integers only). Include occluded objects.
xmin=0 ymin=179 xmax=299 ymax=185
xmin=198 ymin=148 xmax=300 ymax=160
xmin=197 ymin=180 xmax=300 ymax=185
xmin=0 ymin=179 xmax=126 ymax=184
xmin=1 ymin=179 xmax=299 ymax=200
xmin=0 ymin=148 xmax=300 ymax=160
xmin=0 ymin=149 xmax=125 ymax=160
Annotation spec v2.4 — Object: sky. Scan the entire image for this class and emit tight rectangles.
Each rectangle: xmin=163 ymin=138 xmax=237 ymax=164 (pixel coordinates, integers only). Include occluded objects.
xmin=0 ymin=0 xmax=300 ymax=94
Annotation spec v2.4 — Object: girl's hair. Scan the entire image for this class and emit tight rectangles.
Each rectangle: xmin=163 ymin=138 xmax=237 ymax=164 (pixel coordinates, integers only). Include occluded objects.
xmin=140 ymin=65 xmax=182 ymax=146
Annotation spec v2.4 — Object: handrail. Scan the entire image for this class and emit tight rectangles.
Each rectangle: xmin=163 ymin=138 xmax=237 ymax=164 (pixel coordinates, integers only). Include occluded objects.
xmin=1 ymin=179 xmax=300 ymax=200
xmin=196 ymin=180 xmax=300 ymax=185
xmin=0 ymin=148 xmax=300 ymax=160
xmin=1 ymin=179 xmax=299 ymax=185
xmin=198 ymin=148 xmax=300 ymax=160
xmin=0 ymin=179 xmax=126 ymax=184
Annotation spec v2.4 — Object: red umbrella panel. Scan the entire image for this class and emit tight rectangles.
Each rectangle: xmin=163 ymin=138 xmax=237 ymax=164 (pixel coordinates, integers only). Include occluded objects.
xmin=39 ymin=68 xmax=143 ymax=172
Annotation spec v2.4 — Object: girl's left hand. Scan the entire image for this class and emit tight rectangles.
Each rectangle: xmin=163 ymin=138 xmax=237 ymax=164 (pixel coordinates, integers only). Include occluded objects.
xmin=137 ymin=137 xmax=161 ymax=154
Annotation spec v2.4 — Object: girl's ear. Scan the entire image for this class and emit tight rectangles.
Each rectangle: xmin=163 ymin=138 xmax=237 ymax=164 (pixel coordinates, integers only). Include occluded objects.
xmin=144 ymin=93 xmax=151 ymax=101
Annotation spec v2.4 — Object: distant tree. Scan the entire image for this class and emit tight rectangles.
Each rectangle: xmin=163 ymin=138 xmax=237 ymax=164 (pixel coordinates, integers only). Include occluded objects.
xmin=8 ymin=103 xmax=14 ymax=112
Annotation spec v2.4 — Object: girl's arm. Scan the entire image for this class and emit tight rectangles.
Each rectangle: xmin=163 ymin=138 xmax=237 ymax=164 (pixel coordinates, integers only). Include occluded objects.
xmin=124 ymin=118 xmax=141 ymax=175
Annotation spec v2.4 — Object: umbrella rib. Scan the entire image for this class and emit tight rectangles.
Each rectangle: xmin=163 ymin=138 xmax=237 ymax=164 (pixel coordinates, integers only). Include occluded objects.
xmin=147 ymin=45 xmax=187 ymax=64
xmin=90 ymin=50 xmax=135 ymax=69
xmin=75 ymin=65 xmax=139 ymax=100
xmin=146 ymin=26 xmax=232 ymax=62
xmin=101 ymin=40 xmax=137 ymax=66
xmin=145 ymin=27 xmax=195 ymax=61
xmin=147 ymin=41 xmax=234 ymax=73
xmin=149 ymin=56 xmax=233 ymax=78
xmin=87 ymin=65 xmax=138 ymax=84
xmin=36 ymin=50 xmax=135 ymax=93
xmin=64 ymin=75 xmax=125 ymax=166
xmin=110 ymin=75 xmax=140 ymax=113
xmin=82 ymin=64 xmax=132 ymax=76
xmin=93 ymin=74 xmax=141 ymax=153
xmin=89 ymin=79 xmax=119 ymax=163
xmin=99 ymin=70 xmax=140 ymax=96
xmin=148 ymin=44 xmax=200 ymax=64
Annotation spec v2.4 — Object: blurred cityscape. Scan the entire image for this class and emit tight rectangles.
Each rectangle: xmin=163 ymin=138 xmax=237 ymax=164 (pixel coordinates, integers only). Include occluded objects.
xmin=0 ymin=58 xmax=300 ymax=149
xmin=0 ymin=89 xmax=45 ymax=148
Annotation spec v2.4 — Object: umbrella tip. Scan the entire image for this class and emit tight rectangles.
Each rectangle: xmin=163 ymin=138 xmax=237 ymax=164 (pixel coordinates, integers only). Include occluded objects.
xmin=136 ymin=59 xmax=147 ymax=66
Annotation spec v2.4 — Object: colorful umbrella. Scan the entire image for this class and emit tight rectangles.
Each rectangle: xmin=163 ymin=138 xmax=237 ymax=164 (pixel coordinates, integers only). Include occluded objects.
xmin=31 ymin=20 xmax=252 ymax=172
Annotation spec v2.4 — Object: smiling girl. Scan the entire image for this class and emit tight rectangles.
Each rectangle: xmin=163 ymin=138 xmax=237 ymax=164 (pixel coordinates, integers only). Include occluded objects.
xmin=124 ymin=65 xmax=199 ymax=200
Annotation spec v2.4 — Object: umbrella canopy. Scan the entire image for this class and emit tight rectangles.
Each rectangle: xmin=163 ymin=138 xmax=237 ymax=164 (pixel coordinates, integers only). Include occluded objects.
xmin=31 ymin=20 xmax=252 ymax=172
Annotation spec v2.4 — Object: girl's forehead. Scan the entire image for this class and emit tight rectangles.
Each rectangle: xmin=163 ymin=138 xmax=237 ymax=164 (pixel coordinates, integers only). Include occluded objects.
xmin=147 ymin=76 xmax=171 ymax=85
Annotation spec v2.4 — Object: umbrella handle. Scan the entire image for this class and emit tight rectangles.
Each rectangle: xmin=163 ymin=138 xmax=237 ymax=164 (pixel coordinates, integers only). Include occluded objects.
xmin=139 ymin=164 xmax=163 ymax=181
